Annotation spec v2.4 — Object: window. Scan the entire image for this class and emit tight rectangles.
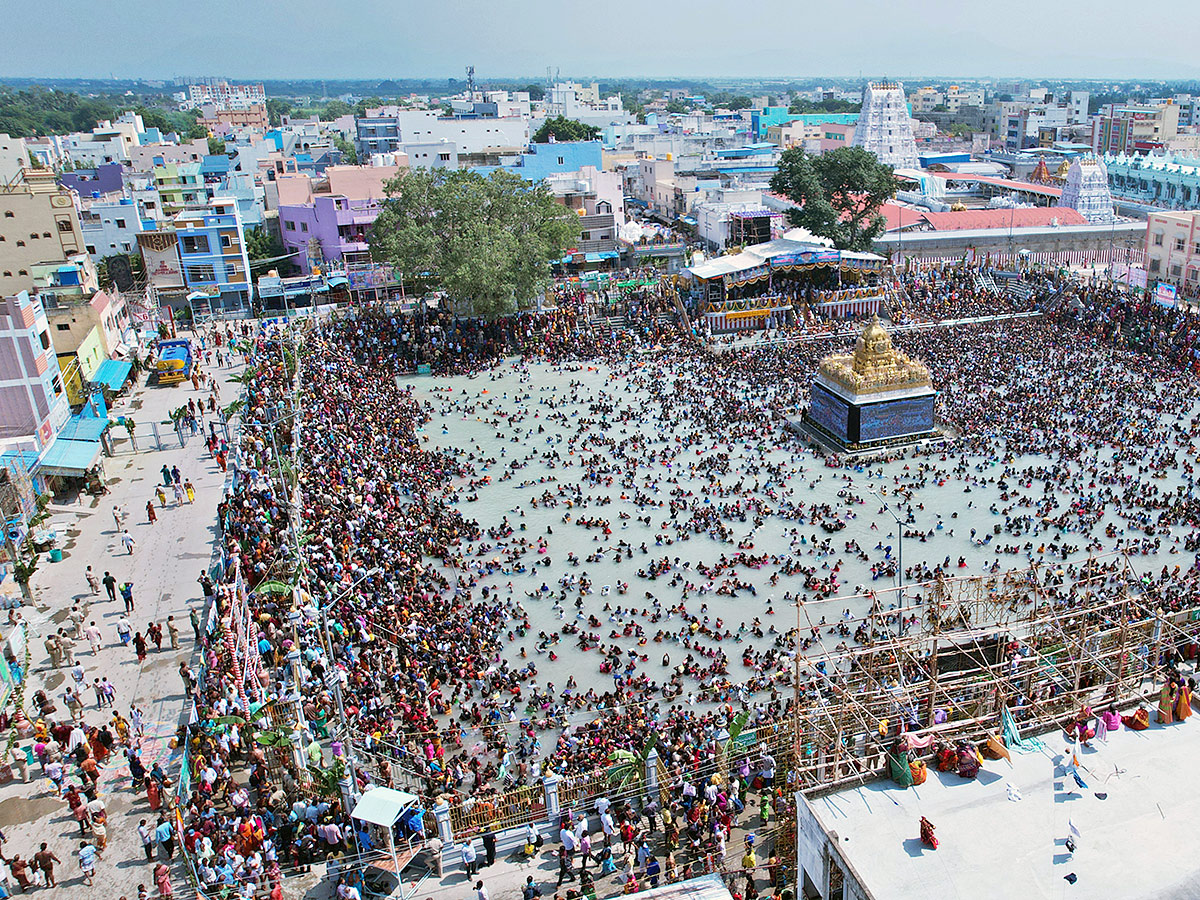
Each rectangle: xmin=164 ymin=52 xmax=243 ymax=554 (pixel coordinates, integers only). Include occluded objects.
xmin=1149 ymin=259 xmax=1161 ymax=273
xmin=57 ymin=220 xmax=73 ymax=233
xmin=438 ymin=153 xmax=451 ymax=162
xmin=221 ymin=234 xmax=233 ymax=249
xmin=558 ymin=157 xmax=565 ymax=165
xmin=29 ymin=232 xmax=38 ymax=240
xmin=1171 ymin=264 xmax=1182 ymax=277
xmin=1175 ymin=237 xmax=1186 ymax=251
xmin=1153 ymin=232 xmax=1164 ymax=246
xmin=187 ymin=264 xmax=216 ymax=282
xmin=85 ymin=245 xmax=96 ymax=255
xmin=56 ymin=323 xmax=71 ymax=331
xmin=300 ymin=222 xmax=308 ymax=232
xmin=2 ymin=211 xmax=11 ymax=218
xmin=285 ymin=220 xmax=296 ymax=231
xmin=38 ymin=330 xmax=49 ymax=350
xmin=1190 ymin=269 xmax=1199 ymax=282
xmin=52 ymin=375 xmax=63 ymax=395
xmin=181 ymin=234 xmax=210 ymax=253
xmin=15 ymin=240 xmax=24 ymax=247
xmin=42 ymin=231 xmax=51 ymax=238
xmin=115 ymin=218 xmax=126 ymax=229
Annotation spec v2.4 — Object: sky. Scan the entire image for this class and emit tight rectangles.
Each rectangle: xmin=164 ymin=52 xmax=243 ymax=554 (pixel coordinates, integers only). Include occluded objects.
xmin=6 ymin=0 xmax=1200 ymax=82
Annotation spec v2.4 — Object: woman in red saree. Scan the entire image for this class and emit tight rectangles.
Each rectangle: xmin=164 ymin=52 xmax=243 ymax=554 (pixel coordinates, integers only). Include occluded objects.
xmin=919 ymin=816 xmax=938 ymax=849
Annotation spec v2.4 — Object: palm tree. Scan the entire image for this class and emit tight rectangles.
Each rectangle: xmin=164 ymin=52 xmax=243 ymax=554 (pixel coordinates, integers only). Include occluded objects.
xmin=606 ymin=733 xmax=658 ymax=797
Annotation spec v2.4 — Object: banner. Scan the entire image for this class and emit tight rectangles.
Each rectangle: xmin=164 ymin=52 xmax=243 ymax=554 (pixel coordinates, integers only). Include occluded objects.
xmin=137 ymin=232 xmax=184 ymax=289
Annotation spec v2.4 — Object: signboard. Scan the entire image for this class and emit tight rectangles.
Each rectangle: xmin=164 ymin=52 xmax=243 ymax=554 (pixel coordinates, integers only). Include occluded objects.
xmin=416 ymin=364 xmax=432 ymax=375
xmin=137 ymin=232 xmax=184 ymax=289
xmin=770 ymin=250 xmax=840 ymax=268
xmin=1154 ymin=282 xmax=1178 ymax=307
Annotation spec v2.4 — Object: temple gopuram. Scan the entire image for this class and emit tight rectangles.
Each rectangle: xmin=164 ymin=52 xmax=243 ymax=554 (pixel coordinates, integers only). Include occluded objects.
xmin=793 ymin=317 xmax=940 ymax=453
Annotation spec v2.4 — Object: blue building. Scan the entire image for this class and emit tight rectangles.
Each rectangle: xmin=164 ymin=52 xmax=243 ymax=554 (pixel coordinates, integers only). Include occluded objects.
xmin=474 ymin=141 xmax=604 ymax=181
xmin=174 ymin=197 xmax=253 ymax=313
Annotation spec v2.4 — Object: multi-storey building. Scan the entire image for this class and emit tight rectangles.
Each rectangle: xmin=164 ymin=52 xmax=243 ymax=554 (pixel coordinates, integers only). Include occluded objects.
xmin=154 ymin=162 xmax=207 ymax=216
xmin=184 ymin=81 xmax=266 ymax=111
xmin=175 ymin=197 xmax=253 ymax=311
xmin=0 ymin=170 xmax=84 ymax=295
xmin=1145 ymin=210 xmax=1200 ymax=296
xmin=278 ymin=165 xmax=400 ymax=272
xmin=0 ymin=290 xmax=70 ymax=449
xmin=1091 ymin=102 xmax=1180 ymax=155
xmin=79 ymin=198 xmax=146 ymax=260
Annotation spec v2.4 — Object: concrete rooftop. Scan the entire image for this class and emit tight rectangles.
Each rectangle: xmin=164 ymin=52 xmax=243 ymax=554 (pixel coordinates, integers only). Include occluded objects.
xmin=805 ymin=711 xmax=1200 ymax=899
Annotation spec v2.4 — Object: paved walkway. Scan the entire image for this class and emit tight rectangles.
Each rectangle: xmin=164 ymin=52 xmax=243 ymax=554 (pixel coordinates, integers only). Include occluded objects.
xmin=0 ymin=341 xmax=238 ymax=899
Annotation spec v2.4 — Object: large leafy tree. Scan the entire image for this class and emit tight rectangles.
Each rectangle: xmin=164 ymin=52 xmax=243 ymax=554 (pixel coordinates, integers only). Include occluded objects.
xmin=769 ymin=146 xmax=901 ymax=251
xmin=370 ymin=168 xmax=579 ymax=318
xmin=532 ymin=116 xmax=600 ymax=143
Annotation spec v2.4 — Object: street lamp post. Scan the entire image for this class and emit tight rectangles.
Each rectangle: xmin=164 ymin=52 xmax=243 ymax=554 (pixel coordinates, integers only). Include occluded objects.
xmin=869 ymin=486 xmax=906 ymax=634
xmin=316 ymin=565 xmax=383 ymax=803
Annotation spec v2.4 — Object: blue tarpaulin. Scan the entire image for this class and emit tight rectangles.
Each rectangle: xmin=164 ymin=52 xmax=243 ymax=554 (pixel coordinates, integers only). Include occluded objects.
xmin=35 ymin=439 xmax=102 ymax=477
xmin=57 ymin=416 xmax=109 ymax=442
xmin=93 ymin=359 xmax=132 ymax=392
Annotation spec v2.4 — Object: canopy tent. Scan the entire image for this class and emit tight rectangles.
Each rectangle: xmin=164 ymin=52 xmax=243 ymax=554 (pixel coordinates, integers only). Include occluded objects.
xmin=351 ymin=788 xmax=425 ymax=890
xmin=352 ymin=788 xmax=420 ymax=828
xmin=35 ymin=438 xmax=102 ymax=477
xmin=93 ymin=359 xmax=133 ymax=392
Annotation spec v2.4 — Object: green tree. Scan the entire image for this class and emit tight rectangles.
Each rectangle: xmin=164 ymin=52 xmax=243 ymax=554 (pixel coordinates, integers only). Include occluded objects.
xmin=769 ymin=146 xmax=901 ymax=251
xmin=266 ymin=98 xmax=293 ymax=127
xmin=523 ymin=83 xmax=545 ymax=101
xmin=369 ymin=168 xmax=579 ymax=318
xmin=245 ymin=225 xmax=287 ymax=265
xmin=788 ymin=98 xmax=860 ymax=115
xmin=186 ymin=121 xmax=209 ymax=140
xmin=531 ymin=116 xmax=600 ymax=143
xmin=319 ymin=100 xmax=354 ymax=120
xmin=207 ymin=136 xmax=226 ymax=155
xmin=665 ymin=100 xmax=689 ymax=114
xmin=333 ymin=135 xmax=358 ymax=165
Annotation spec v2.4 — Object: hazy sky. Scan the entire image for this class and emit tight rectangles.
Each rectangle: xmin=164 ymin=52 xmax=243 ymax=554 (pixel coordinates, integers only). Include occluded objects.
xmin=6 ymin=0 xmax=1199 ymax=82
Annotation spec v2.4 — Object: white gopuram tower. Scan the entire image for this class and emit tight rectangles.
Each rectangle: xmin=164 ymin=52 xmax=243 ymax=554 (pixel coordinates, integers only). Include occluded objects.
xmin=1058 ymin=155 xmax=1116 ymax=224
xmin=851 ymin=81 xmax=919 ymax=169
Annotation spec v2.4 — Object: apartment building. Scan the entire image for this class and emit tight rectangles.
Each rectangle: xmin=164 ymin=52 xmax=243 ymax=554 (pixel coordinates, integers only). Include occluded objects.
xmin=0 ymin=290 xmax=70 ymax=449
xmin=0 ymin=170 xmax=85 ymax=295
xmin=1145 ymin=210 xmax=1200 ymax=296
xmin=175 ymin=197 xmax=253 ymax=310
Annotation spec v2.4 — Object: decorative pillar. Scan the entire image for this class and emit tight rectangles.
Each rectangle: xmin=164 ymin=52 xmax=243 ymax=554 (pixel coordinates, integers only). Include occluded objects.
xmin=434 ymin=800 xmax=454 ymax=844
xmin=644 ymin=749 xmax=660 ymax=805
xmin=544 ymin=773 xmax=562 ymax=824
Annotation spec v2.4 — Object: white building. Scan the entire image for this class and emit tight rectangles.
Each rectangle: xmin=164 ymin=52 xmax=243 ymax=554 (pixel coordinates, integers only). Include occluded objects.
xmin=0 ymin=135 xmax=28 ymax=184
xmin=852 ymin=81 xmax=919 ymax=169
xmin=79 ymin=198 xmax=145 ymax=260
xmin=184 ymin=81 xmax=266 ymax=111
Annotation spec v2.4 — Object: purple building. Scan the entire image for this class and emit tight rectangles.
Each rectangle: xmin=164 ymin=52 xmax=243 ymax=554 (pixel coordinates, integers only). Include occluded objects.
xmin=59 ymin=162 xmax=125 ymax=198
xmin=276 ymin=164 xmax=400 ymax=272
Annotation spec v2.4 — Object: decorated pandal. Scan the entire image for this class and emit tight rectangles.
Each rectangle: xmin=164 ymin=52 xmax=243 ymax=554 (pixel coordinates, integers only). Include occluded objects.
xmin=793 ymin=316 xmax=940 ymax=451
xmin=685 ymin=238 xmax=888 ymax=333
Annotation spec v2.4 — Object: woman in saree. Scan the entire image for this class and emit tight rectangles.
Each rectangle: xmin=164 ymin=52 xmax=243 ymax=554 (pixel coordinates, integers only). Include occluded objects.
xmin=1158 ymin=679 xmax=1178 ymax=724
xmin=1176 ymin=677 xmax=1194 ymax=722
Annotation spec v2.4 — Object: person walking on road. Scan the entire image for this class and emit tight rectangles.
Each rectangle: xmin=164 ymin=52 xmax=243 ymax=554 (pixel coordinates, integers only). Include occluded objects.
xmin=146 ymin=500 xmax=157 ymax=525
xmin=133 ymin=632 xmax=148 ymax=663
xmin=85 ymin=621 xmax=103 ymax=655
xmin=85 ymin=566 xmax=100 ymax=595
xmin=102 ymin=570 xmax=117 ymax=603
xmin=78 ymin=840 xmax=98 ymax=886
xmin=121 ymin=582 xmax=135 ymax=613
xmin=116 ymin=617 xmax=132 ymax=646
xmin=167 ymin=616 xmax=180 ymax=650
xmin=112 ymin=505 xmax=125 ymax=533
xmin=120 ymin=530 xmax=137 ymax=554
xmin=32 ymin=843 xmax=60 ymax=887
